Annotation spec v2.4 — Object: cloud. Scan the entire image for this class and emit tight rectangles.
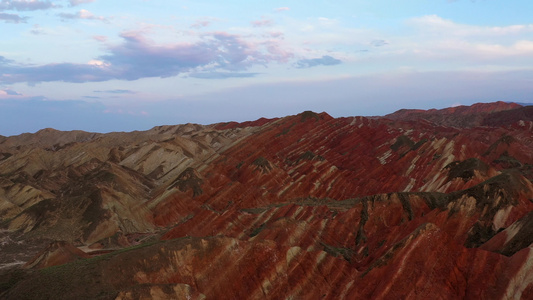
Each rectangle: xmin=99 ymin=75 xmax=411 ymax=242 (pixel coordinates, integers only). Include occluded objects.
xmin=371 ymin=39 xmax=388 ymax=47
xmin=3 ymin=89 xmax=22 ymax=95
xmin=190 ymin=19 xmax=211 ymax=29
xmin=408 ymin=15 xmax=533 ymax=37
xmin=189 ymin=72 xmax=259 ymax=79
xmin=0 ymin=31 xmax=293 ymax=84
xmin=0 ymin=56 xmax=14 ymax=64
xmin=0 ymin=88 xmax=23 ymax=98
xmin=268 ymin=31 xmax=284 ymax=38
xmin=318 ymin=17 xmax=338 ymax=26
xmin=0 ymin=0 xmax=56 ymax=11
xmin=251 ymin=17 xmax=273 ymax=27
xmin=94 ymin=89 xmax=136 ymax=94
xmin=0 ymin=55 xmax=112 ymax=83
xmin=190 ymin=17 xmax=219 ymax=29
xmin=93 ymin=35 xmax=107 ymax=42
xmin=58 ymin=9 xmax=107 ymax=22
xmin=295 ymin=55 xmax=342 ymax=68
xmin=69 ymin=0 xmax=94 ymax=6
xmin=100 ymin=31 xmax=259 ymax=76
xmin=378 ymin=15 xmax=533 ymax=65
xmin=29 ymin=24 xmax=45 ymax=34
xmin=275 ymin=7 xmax=290 ymax=12
xmin=0 ymin=12 xmax=27 ymax=23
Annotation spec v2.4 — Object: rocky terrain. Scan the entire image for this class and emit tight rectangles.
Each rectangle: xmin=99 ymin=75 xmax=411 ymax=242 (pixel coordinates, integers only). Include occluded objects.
xmin=0 ymin=101 xmax=532 ymax=299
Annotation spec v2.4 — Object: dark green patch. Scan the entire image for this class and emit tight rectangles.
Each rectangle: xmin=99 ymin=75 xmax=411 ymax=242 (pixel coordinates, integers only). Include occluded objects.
xmin=300 ymin=111 xmax=320 ymax=122
xmin=415 ymin=192 xmax=449 ymax=210
xmin=297 ymin=151 xmax=324 ymax=163
xmin=493 ymin=152 xmax=523 ymax=169
xmin=94 ymin=170 xmax=115 ymax=182
xmin=447 ymin=170 xmax=525 ymax=221
xmin=396 ymin=193 xmax=414 ymax=221
xmin=80 ymin=190 xmax=111 ymax=241
xmin=321 ymin=242 xmax=353 ymax=263
xmin=170 ymin=167 xmax=203 ymax=197
xmin=0 ymin=152 xmax=13 ymax=161
xmin=275 ymin=122 xmax=296 ymax=137
xmin=11 ymin=198 xmax=63 ymax=235
xmin=412 ymin=139 xmax=427 ymax=150
xmin=355 ymin=199 xmax=369 ymax=246
xmin=464 ymin=221 xmax=499 ymax=248
xmin=240 ymin=207 xmax=268 ymax=214
xmin=249 ymin=223 xmax=267 ymax=237
xmin=252 ymin=157 xmax=272 ymax=173
xmin=0 ymin=268 xmax=28 ymax=295
xmin=390 ymin=135 xmax=415 ymax=152
xmin=483 ymin=135 xmax=516 ymax=156
xmin=444 ymin=158 xmax=489 ymax=181
xmin=147 ymin=165 xmax=165 ymax=180
xmin=497 ymin=211 xmax=533 ymax=256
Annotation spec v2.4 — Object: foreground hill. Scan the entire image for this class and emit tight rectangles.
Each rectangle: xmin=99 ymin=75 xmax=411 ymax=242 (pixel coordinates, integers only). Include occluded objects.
xmin=1 ymin=102 xmax=533 ymax=299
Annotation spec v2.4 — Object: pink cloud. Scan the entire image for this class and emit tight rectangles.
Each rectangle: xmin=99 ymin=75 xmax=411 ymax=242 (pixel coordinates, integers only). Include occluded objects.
xmin=0 ymin=89 xmax=22 ymax=98
xmin=275 ymin=7 xmax=290 ymax=12
xmin=0 ymin=30 xmax=295 ymax=84
xmin=93 ymin=35 xmax=108 ymax=42
xmin=268 ymin=31 xmax=284 ymax=38
xmin=251 ymin=17 xmax=273 ymax=27
xmin=69 ymin=0 xmax=95 ymax=6
xmin=191 ymin=20 xmax=211 ymax=29
xmin=58 ymin=9 xmax=108 ymax=22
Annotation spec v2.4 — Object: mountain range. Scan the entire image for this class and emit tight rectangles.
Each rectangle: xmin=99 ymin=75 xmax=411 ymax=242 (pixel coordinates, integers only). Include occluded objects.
xmin=1 ymin=101 xmax=532 ymax=299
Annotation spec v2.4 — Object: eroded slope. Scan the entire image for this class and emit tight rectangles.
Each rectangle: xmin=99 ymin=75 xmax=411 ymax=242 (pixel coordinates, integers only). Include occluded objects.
xmin=1 ymin=102 xmax=533 ymax=299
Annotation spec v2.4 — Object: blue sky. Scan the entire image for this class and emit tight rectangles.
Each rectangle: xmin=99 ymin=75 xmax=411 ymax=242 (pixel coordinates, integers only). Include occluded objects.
xmin=1 ymin=0 xmax=533 ymax=136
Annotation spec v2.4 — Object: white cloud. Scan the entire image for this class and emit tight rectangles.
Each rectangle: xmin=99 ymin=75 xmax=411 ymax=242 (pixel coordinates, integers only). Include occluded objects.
xmin=474 ymin=40 xmax=533 ymax=57
xmin=318 ymin=17 xmax=338 ymax=27
xmin=0 ymin=12 xmax=27 ymax=23
xmin=69 ymin=0 xmax=95 ymax=6
xmin=409 ymin=15 xmax=533 ymax=37
xmin=87 ymin=60 xmax=109 ymax=67
xmin=0 ymin=0 xmax=57 ymax=11
xmin=375 ymin=15 xmax=533 ymax=66
xmin=58 ymin=9 xmax=108 ymax=22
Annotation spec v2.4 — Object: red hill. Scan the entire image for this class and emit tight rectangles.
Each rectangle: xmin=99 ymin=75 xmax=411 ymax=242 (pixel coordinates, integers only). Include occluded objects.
xmin=385 ymin=101 xmax=523 ymax=127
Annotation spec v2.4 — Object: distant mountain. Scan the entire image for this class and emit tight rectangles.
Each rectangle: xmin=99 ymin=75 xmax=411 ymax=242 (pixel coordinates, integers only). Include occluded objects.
xmin=509 ymin=101 xmax=533 ymax=106
xmin=1 ymin=102 xmax=533 ymax=299
xmin=385 ymin=101 xmax=524 ymax=127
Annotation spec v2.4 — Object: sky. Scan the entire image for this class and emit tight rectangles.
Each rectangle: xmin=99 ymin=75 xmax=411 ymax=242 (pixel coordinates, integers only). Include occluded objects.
xmin=1 ymin=0 xmax=533 ymax=136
